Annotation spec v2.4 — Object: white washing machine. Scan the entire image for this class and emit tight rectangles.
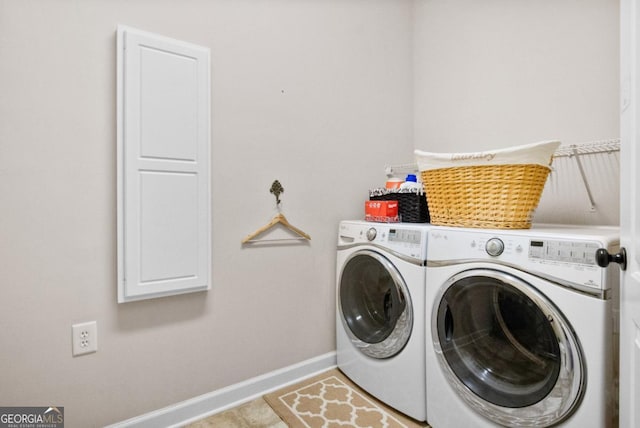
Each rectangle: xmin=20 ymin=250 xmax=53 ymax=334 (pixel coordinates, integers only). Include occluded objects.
xmin=336 ymin=220 xmax=430 ymax=422
xmin=425 ymin=225 xmax=619 ymax=428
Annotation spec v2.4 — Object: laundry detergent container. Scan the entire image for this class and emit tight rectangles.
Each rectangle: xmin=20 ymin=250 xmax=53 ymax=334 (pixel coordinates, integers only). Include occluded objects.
xmin=415 ymin=140 xmax=560 ymax=229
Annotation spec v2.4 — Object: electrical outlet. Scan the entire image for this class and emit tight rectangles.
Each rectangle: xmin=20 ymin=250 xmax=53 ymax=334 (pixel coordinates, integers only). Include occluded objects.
xmin=72 ymin=321 xmax=98 ymax=356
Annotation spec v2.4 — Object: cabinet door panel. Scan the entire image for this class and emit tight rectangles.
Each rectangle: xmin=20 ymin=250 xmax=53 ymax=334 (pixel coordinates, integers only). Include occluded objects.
xmin=117 ymin=26 xmax=211 ymax=302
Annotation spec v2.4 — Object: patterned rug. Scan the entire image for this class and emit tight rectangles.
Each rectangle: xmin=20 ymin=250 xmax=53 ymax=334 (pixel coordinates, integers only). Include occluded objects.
xmin=263 ymin=369 xmax=429 ymax=428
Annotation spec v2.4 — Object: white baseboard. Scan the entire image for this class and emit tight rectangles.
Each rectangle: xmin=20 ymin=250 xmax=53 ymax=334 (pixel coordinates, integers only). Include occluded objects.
xmin=106 ymin=351 xmax=337 ymax=428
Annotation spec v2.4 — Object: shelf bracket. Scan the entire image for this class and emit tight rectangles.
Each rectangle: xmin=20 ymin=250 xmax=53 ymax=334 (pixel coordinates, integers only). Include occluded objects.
xmin=570 ymin=146 xmax=597 ymax=212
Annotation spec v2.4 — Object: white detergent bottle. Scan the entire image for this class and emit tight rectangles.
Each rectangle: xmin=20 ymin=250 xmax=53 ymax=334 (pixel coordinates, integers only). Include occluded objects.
xmin=399 ymin=174 xmax=421 ymax=190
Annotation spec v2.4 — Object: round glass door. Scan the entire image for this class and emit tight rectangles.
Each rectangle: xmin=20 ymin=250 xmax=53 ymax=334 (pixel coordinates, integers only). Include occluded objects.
xmin=339 ymin=250 xmax=412 ymax=359
xmin=433 ymin=269 xmax=584 ymax=426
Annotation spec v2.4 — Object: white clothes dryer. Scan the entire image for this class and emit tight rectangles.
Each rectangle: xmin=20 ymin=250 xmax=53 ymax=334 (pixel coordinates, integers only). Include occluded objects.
xmin=425 ymin=225 xmax=619 ymax=428
xmin=336 ymin=220 xmax=431 ymax=422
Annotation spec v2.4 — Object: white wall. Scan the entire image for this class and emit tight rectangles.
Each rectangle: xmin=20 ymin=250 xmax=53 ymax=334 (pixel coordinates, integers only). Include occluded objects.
xmin=413 ymin=0 xmax=620 ymax=225
xmin=0 ymin=1 xmax=414 ymax=426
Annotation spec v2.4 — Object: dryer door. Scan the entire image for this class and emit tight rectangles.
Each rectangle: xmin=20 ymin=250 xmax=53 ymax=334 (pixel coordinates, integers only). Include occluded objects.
xmin=339 ymin=250 xmax=413 ymax=359
xmin=433 ymin=268 xmax=584 ymax=427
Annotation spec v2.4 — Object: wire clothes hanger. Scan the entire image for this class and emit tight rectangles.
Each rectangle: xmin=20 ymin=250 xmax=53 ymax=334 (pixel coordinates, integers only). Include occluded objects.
xmin=241 ymin=180 xmax=311 ymax=244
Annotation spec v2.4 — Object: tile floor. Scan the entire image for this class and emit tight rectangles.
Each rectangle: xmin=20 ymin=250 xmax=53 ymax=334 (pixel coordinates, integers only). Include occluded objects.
xmin=184 ymin=398 xmax=286 ymax=428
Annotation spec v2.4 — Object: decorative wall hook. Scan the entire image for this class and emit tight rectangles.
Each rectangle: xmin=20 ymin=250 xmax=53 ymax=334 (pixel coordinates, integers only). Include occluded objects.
xmin=241 ymin=179 xmax=311 ymax=244
xmin=270 ymin=180 xmax=284 ymax=205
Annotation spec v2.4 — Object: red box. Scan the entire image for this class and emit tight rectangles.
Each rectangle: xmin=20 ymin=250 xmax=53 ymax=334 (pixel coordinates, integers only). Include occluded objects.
xmin=365 ymin=200 xmax=398 ymax=219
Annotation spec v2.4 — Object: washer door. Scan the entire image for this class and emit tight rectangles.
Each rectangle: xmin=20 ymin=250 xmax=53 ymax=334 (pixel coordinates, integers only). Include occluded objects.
xmin=433 ymin=269 xmax=584 ymax=427
xmin=339 ymin=250 xmax=413 ymax=359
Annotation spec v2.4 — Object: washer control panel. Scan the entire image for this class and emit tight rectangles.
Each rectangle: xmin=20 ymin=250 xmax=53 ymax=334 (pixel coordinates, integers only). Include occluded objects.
xmin=338 ymin=221 xmax=429 ymax=260
xmin=388 ymin=228 xmax=423 ymax=245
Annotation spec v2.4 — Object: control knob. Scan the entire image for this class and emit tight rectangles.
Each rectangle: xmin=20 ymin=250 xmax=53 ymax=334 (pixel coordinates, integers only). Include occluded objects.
xmin=366 ymin=227 xmax=377 ymax=241
xmin=486 ymin=238 xmax=505 ymax=257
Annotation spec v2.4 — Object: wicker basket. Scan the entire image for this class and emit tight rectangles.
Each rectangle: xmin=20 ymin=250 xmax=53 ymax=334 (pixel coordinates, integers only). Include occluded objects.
xmin=420 ymin=164 xmax=550 ymax=229
xmin=370 ymin=189 xmax=430 ymax=223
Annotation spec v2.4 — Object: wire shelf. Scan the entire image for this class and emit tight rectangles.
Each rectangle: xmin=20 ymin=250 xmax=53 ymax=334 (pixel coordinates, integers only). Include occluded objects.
xmin=385 ymin=139 xmax=621 ymax=213
xmin=552 ymin=139 xmax=620 ymax=158
xmin=386 ymin=139 xmax=620 ymax=178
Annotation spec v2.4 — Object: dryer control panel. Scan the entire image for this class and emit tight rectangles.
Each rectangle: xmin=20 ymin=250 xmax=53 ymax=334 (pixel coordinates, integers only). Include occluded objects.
xmin=528 ymin=239 xmax=600 ymax=265
xmin=428 ymin=226 xmax=620 ymax=293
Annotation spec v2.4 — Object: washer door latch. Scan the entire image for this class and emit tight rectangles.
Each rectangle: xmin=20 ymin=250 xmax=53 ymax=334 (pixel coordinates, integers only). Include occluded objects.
xmin=595 ymin=248 xmax=627 ymax=271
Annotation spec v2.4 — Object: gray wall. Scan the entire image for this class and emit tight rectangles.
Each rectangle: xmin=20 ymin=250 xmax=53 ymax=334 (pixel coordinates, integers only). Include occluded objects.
xmin=413 ymin=0 xmax=620 ymax=225
xmin=0 ymin=1 xmax=414 ymax=426
xmin=0 ymin=0 xmax=620 ymax=426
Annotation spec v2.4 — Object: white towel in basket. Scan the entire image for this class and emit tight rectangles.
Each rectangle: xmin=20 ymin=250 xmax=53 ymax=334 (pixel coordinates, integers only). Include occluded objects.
xmin=415 ymin=140 xmax=561 ymax=171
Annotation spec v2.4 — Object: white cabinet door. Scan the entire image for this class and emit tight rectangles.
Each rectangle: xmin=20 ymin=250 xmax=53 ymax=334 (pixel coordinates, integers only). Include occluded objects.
xmin=620 ymin=1 xmax=640 ymax=426
xmin=117 ymin=26 xmax=211 ymax=303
